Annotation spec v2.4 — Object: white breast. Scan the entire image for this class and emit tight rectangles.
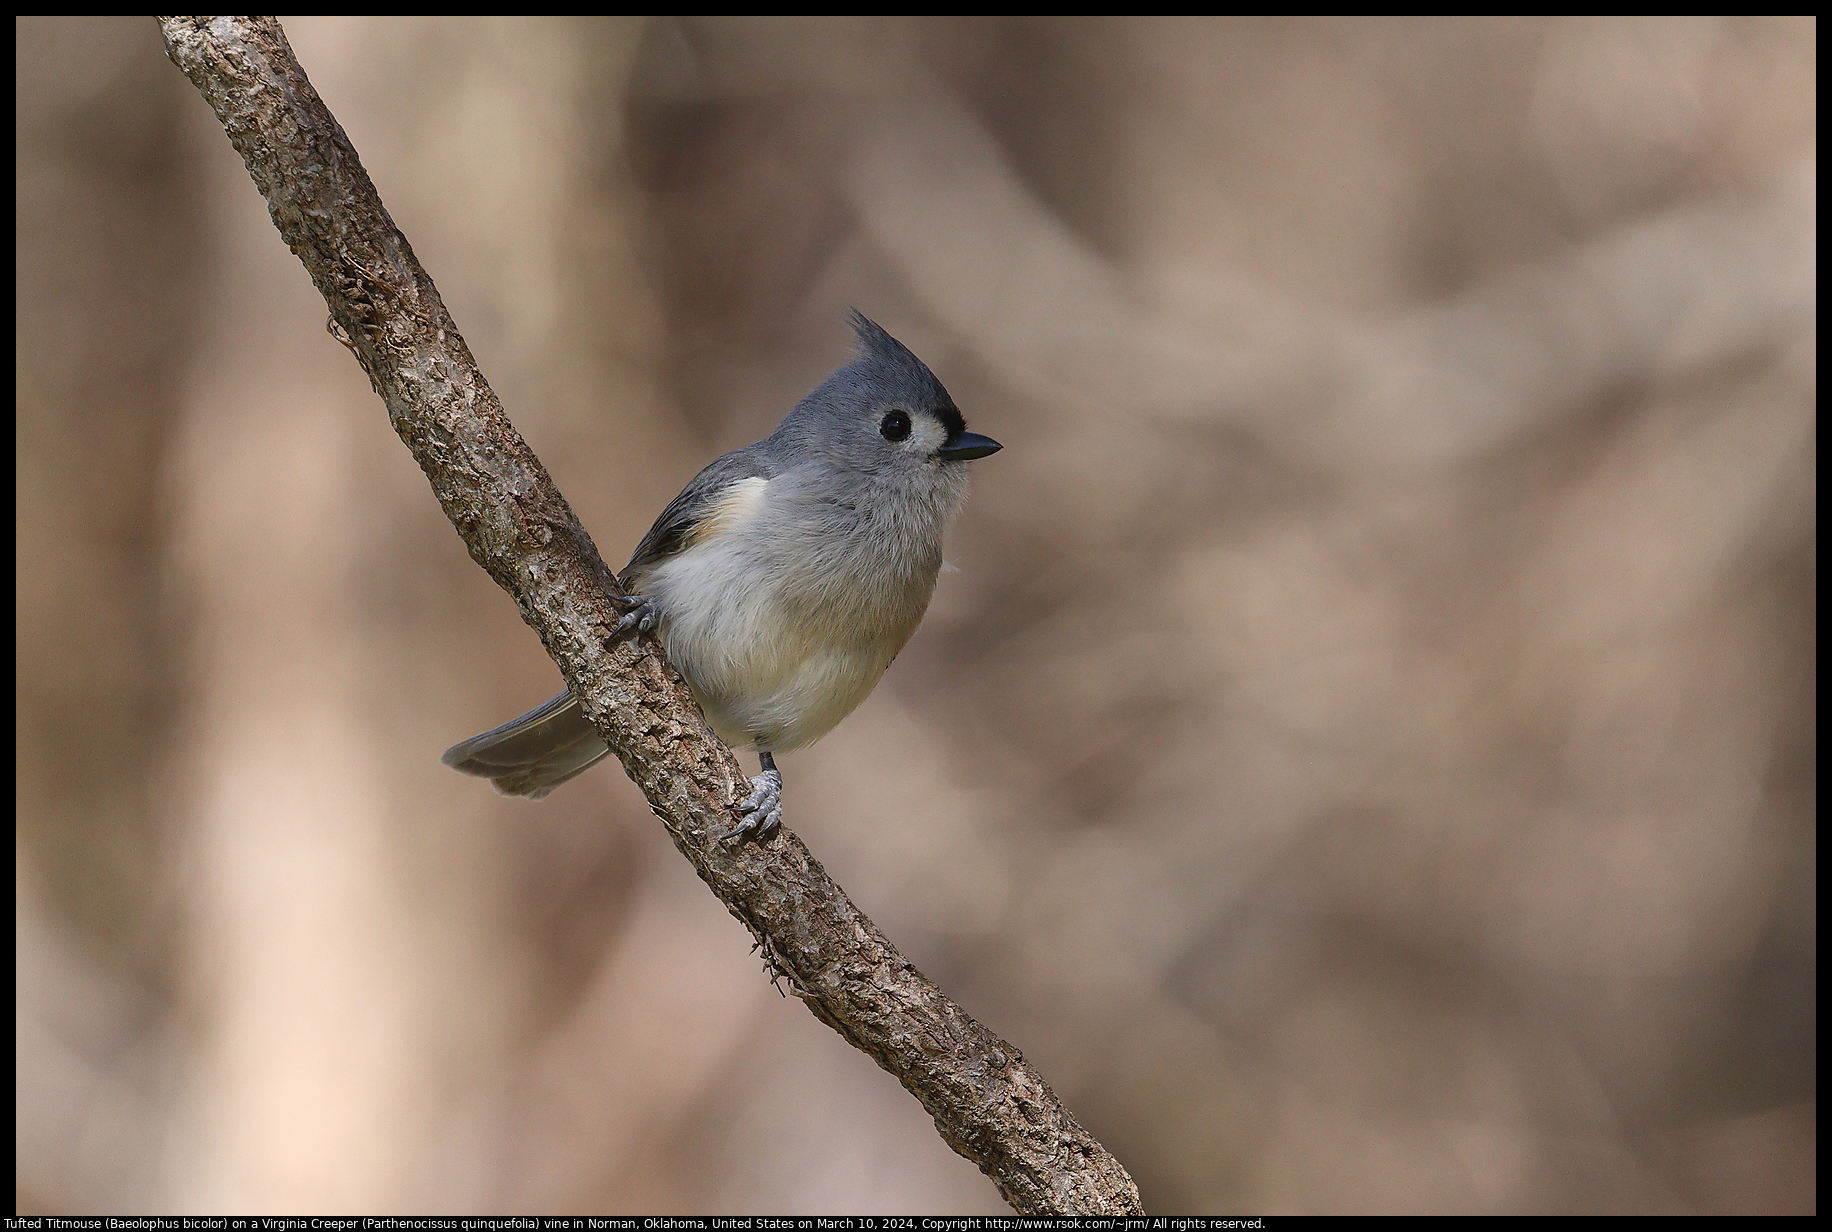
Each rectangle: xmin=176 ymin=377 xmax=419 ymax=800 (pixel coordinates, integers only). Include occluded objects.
xmin=637 ymin=476 xmax=941 ymax=752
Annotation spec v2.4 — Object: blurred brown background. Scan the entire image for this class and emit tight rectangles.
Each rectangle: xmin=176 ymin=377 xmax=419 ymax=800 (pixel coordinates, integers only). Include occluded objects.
xmin=15 ymin=15 xmax=1815 ymax=1216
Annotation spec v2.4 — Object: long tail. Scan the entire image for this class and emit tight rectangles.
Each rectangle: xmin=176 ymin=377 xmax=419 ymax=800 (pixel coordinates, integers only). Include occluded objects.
xmin=441 ymin=690 xmax=612 ymax=799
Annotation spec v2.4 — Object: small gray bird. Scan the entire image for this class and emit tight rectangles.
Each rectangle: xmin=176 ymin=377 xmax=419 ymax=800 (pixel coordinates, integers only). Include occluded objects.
xmin=443 ymin=312 xmax=1001 ymax=836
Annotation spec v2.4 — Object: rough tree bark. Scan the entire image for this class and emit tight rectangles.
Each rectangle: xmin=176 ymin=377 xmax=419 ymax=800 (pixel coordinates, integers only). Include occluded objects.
xmin=157 ymin=16 xmax=1144 ymax=1216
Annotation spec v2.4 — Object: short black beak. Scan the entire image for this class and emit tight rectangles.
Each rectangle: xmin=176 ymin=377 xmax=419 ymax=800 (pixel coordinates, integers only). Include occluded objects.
xmin=937 ymin=431 xmax=1002 ymax=462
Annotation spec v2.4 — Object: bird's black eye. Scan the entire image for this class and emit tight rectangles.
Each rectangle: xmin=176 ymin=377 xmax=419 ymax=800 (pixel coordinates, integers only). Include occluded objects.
xmin=880 ymin=410 xmax=912 ymax=442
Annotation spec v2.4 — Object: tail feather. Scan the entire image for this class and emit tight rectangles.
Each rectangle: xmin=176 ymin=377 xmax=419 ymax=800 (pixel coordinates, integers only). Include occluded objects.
xmin=442 ymin=690 xmax=612 ymax=799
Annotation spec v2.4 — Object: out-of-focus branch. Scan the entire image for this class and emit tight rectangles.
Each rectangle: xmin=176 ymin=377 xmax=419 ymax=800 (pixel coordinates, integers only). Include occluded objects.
xmin=156 ymin=16 xmax=1143 ymax=1216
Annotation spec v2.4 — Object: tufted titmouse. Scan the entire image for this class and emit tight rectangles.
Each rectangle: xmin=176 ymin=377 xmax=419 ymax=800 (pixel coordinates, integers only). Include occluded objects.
xmin=443 ymin=312 xmax=1001 ymax=836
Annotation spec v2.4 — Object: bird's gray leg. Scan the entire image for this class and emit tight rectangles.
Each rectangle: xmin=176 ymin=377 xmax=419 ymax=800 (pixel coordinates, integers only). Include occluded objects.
xmin=611 ymin=591 xmax=661 ymax=637
xmin=733 ymin=750 xmax=783 ymax=838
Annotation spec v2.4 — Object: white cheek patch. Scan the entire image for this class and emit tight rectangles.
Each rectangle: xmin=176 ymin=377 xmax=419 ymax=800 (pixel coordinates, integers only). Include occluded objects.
xmin=911 ymin=415 xmax=947 ymax=455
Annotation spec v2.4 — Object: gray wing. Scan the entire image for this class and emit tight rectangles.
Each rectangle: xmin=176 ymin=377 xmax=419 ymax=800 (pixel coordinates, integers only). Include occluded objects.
xmin=442 ymin=445 xmax=778 ymax=799
xmin=620 ymin=444 xmax=778 ymax=584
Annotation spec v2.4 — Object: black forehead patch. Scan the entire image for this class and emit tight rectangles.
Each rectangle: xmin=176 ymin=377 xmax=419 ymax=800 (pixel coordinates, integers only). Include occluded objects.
xmin=849 ymin=310 xmax=968 ymax=438
xmin=931 ymin=398 xmax=966 ymax=440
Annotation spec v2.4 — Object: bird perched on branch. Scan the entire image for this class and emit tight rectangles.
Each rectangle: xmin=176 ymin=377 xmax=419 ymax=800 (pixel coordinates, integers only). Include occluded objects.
xmin=443 ymin=312 xmax=1002 ymax=837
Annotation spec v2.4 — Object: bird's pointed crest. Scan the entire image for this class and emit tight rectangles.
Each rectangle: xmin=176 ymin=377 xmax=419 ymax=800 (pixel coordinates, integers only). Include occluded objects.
xmin=840 ymin=310 xmax=964 ymax=436
xmin=848 ymin=309 xmax=902 ymax=361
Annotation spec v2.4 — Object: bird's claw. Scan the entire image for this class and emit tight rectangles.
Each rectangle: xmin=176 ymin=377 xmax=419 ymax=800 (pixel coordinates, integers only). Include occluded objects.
xmin=729 ymin=768 xmax=783 ymax=840
xmin=612 ymin=592 xmax=660 ymax=638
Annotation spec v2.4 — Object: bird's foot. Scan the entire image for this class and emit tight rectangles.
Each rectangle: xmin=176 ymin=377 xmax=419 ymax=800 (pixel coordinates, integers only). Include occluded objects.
xmin=729 ymin=767 xmax=783 ymax=840
xmin=612 ymin=592 xmax=660 ymax=638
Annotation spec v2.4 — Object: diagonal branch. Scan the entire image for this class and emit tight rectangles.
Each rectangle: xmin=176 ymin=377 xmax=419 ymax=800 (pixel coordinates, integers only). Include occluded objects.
xmin=157 ymin=16 xmax=1143 ymax=1216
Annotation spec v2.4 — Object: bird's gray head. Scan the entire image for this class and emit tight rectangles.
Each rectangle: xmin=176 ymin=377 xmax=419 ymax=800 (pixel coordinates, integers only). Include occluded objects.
xmin=767 ymin=313 xmax=1001 ymax=495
